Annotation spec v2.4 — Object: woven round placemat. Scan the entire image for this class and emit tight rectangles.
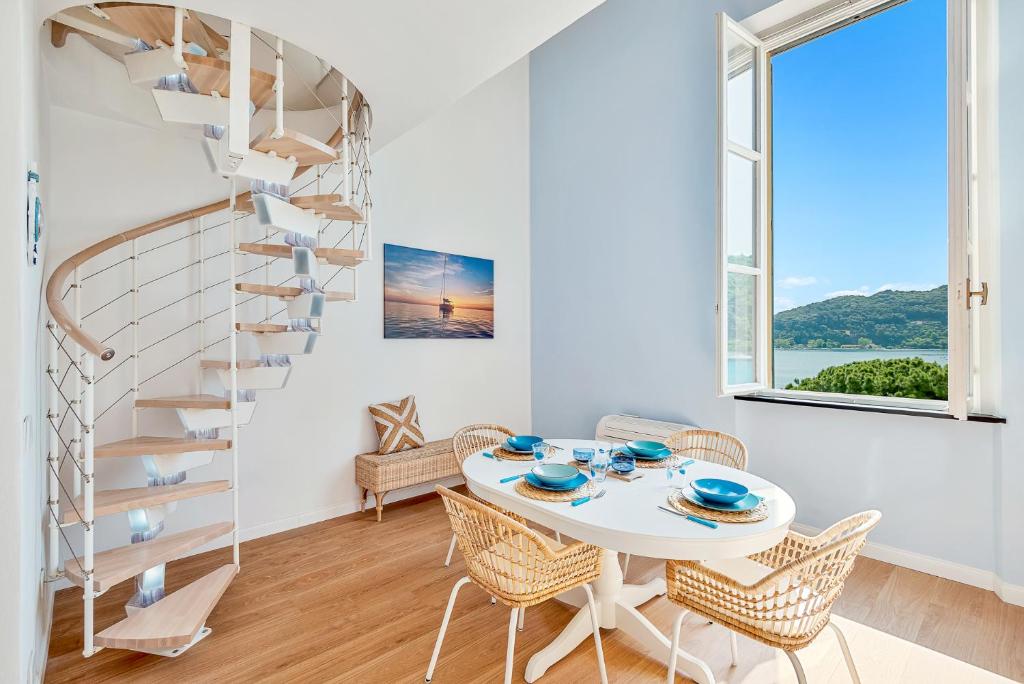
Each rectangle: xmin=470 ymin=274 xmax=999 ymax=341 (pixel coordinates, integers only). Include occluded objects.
xmin=493 ymin=447 xmax=536 ymax=462
xmin=633 ymin=453 xmax=685 ymax=469
xmin=667 ymin=489 xmax=768 ymax=523
xmin=514 ymin=478 xmax=597 ymax=502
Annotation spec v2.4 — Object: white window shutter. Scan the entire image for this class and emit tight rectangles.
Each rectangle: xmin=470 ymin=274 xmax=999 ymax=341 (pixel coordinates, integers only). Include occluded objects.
xmin=716 ymin=13 xmax=768 ymax=396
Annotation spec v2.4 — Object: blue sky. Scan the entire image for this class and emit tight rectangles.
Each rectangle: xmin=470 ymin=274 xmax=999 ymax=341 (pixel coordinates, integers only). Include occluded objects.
xmin=771 ymin=0 xmax=947 ymax=312
xmin=383 ymin=244 xmax=495 ymax=310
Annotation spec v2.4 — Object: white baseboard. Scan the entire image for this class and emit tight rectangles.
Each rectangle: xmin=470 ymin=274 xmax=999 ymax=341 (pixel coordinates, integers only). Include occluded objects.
xmin=791 ymin=523 xmax=1024 ymax=607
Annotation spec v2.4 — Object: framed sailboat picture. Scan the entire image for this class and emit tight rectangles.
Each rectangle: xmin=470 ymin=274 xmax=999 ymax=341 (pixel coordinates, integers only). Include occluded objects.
xmin=383 ymin=244 xmax=494 ymax=339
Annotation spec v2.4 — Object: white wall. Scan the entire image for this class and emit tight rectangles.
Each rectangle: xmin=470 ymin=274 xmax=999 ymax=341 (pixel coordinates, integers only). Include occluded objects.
xmin=42 ymin=43 xmax=531 ymax=568
xmin=1 ymin=4 xmax=46 ymax=682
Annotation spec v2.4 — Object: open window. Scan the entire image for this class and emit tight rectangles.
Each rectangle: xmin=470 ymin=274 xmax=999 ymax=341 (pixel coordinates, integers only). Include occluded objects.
xmin=715 ymin=0 xmax=995 ymax=419
xmin=716 ymin=14 xmax=768 ymax=395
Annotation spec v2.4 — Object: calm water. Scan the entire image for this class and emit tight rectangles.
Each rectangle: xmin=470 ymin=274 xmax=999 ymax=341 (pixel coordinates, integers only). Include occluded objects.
xmin=384 ymin=301 xmax=494 ymax=339
xmin=728 ymin=349 xmax=948 ymax=388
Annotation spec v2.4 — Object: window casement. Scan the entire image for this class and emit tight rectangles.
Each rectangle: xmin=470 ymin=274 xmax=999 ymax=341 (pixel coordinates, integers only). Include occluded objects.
xmin=714 ymin=0 xmax=998 ymax=419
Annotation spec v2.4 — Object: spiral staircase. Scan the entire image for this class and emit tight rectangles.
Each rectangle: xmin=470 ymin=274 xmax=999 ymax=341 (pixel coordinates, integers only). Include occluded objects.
xmin=43 ymin=4 xmax=371 ymax=658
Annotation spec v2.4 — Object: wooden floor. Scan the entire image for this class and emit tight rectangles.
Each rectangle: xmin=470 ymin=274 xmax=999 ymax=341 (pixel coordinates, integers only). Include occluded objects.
xmin=47 ymin=491 xmax=1024 ymax=683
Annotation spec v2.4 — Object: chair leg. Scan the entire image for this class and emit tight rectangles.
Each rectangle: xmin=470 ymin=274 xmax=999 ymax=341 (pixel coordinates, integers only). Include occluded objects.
xmin=504 ymin=607 xmax=519 ymax=684
xmin=375 ymin=490 xmax=386 ymax=522
xmin=443 ymin=533 xmax=457 ymax=567
xmin=729 ymin=631 xmax=738 ymax=666
xmin=828 ymin=620 xmax=862 ymax=684
xmin=582 ymin=584 xmax=608 ymax=684
xmin=666 ymin=608 xmax=687 ymax=684
xmin=359 ymin=488 xmax=368 ymax=512
xmin=554 ymin=531 xmax=562 ymax=543
xmin=785 ymin=650 xmax=807 ymax=684
xmin=622 ymin=553 xmax=631 ymax=578
xmin=426 ymin=576 xmax=471 ymax=682
xmin=517 ymin=606 xmax=525 ymax=631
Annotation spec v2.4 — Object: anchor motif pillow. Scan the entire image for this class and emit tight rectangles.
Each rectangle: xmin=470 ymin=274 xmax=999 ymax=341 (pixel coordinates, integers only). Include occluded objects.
xmin=368 ymin=394 xmax=426 ymax=454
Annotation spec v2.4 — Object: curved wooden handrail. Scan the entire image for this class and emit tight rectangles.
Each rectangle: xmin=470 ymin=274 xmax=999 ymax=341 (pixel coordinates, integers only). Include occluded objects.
xmin=45 ymin=193 xmax=250 ymax=361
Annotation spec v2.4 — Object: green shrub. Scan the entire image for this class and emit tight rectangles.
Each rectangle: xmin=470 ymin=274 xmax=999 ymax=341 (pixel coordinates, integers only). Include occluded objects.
xmin=786 ymin=357 xmax=948 ymax=400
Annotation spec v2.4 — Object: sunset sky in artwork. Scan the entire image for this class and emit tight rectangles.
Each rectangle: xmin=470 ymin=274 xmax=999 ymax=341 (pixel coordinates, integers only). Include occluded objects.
xmin=383 ymin=244 xmax=494 ymax=311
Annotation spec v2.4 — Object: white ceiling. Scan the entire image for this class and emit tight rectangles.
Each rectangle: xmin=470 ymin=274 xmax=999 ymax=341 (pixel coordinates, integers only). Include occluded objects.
xmin=37 ymin=0 xmax=605 ymax=148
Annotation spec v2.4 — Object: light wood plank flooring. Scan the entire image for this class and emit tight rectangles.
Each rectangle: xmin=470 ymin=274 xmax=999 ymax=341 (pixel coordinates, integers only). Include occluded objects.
xmin=47 ymin=491 xmax=1024 ymax=682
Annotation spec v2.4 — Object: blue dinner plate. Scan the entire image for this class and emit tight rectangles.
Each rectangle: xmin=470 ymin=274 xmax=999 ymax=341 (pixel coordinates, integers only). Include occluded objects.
xmin=632 ymin=447 xmax=672 ymax=461
xmin=504 ymin=438 xmax=535 ymax=454
xmin=681 ymin=486 xmax=761 ymax=512
xmin=524 ymin=472 xmax=588 ymax=491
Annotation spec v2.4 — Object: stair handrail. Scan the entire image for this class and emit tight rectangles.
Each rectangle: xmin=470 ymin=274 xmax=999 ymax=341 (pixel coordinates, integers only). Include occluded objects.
xmin=45 ymin=193 xmax=251 ymax=361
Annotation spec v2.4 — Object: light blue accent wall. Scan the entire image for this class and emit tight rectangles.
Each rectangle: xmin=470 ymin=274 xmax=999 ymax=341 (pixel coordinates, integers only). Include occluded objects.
xmin=530 ymin=0 xmax=773 ymax=439
xmin=530 ymin=0 xmax=1024 ymax=585
xmin=996 ymin=0 xmax=1024 ymax=585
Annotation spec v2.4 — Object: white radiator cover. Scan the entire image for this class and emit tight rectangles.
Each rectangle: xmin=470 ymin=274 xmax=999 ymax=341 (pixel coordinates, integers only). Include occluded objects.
xmin=595 ymin=414 xmax=697 ymax=444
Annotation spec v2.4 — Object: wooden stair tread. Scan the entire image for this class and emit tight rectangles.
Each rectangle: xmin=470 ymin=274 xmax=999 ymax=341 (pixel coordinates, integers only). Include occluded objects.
xmin=237 ymin=242 xmax=294 ymax=259
xmin=96 ymin=3 xmax=227 ymax=57
xmin=200 ymin=359 xmax=266 ymax=370
xmin=251 ymin=129 xmax=338 ymax=165
xmin=237 ymin=242 xmax=365 ymax=267
xmin=315 ymin=247 xmax=365 ymax=267
xmin=95 ymin=436 xmax=231 ymax=458
xmin=65 ymin=522 xmax=234 ymax=593
xmin=136 ymin=394 xmax=230 ymax=410
xmin=181 ymin=53 xmax=276 ymax=109
xmin=62 ymin=481 xmax=230 ymax=524
xmin=95 ymin=563 xmax=237 ymax=651
xmin=235 ymin=283 xmax=352 ymax=301
xmin=289 ymin=194 xmax=364 ymax=222
xmin=235 ymin=283 xmax=303 ymax=298
xmin=236 ymin=322 xmax=290 ymax=333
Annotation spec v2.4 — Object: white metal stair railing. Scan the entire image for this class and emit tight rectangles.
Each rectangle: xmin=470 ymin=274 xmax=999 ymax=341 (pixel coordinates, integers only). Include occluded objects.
xmin=43 ymin=7 xmax=373 ymax=658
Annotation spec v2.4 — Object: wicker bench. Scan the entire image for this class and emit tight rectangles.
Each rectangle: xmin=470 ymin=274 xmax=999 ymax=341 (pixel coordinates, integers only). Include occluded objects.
xmin=355 ymin=438 xmax=458 ymax=521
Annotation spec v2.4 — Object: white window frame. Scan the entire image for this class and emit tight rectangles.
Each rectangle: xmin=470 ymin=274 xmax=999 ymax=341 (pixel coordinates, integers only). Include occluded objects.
xmin=715 ymin=15 xmax=770 ymax=395
xmin=715 ymin=0 xmax=998 ymax=419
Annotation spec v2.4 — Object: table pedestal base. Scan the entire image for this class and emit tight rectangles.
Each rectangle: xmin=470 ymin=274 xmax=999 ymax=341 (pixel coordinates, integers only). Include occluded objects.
xmin=525 ymin=549 xmax=715 ymax=683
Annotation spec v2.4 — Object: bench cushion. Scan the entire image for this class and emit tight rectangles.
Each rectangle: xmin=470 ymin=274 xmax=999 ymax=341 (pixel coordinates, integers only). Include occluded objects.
xmin=367 ymin=394 xmax=425 ymax=454
xmin=355 ymin=438 xmax=457 ymax=493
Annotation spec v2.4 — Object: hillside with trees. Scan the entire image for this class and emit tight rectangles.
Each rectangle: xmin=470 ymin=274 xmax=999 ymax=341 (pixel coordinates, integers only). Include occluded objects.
xmin=773 ymin=285 xmax=947 ymax=349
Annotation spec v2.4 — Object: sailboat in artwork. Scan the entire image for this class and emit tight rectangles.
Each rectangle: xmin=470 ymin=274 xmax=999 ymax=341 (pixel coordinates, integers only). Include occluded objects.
xmin=439 ymin=253 xmax=455 ymax=315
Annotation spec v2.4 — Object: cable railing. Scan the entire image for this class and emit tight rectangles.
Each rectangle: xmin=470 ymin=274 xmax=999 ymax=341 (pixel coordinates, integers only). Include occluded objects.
xmin=43 ymin=19 xmax=372 ymax=656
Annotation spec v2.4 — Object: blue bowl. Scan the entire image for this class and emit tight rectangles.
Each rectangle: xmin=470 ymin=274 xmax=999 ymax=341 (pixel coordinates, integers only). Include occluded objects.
xmin=626 ymin=440 xmax=668 ymax=457
xmin=573 ymin=447 xmax=595 ymax=463
xmin=531 ymin=463 xmax=580 ymax=485
xmin=691 ymin=478 xmax=749 ymax=505
xmin=508 ymin=435 xmax=543 ymax=452
xmin=610 ymin=453 xmax=636 ymax=473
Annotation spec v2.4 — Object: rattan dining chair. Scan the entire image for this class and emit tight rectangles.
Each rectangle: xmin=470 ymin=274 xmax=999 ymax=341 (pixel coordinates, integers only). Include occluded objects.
xmin=427 ymin=486 xmax=608 ymax=684
xmin=665 ymin=428 xmax=749 ymax=471
xmin=445 ymin=424 xmax=521 ymax=567
xmin=621 ymin=429 xmax=750 ymax=578
xmin=664 ymin=510 xmax=881 ymax=684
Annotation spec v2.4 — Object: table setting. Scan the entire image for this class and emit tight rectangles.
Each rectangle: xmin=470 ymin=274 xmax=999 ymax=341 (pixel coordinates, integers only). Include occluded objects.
xmin=461 ymin=436 xmax=797 ymax=684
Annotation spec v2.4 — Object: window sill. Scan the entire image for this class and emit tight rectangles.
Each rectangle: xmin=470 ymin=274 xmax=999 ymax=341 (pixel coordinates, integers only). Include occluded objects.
xmin=734 ymin=394 xmax=1006 ymax=423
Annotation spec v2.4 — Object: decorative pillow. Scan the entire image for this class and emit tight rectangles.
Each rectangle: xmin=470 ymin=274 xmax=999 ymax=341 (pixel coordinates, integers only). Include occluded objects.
xmin=368 ymin=395 xmax=426 ymax=454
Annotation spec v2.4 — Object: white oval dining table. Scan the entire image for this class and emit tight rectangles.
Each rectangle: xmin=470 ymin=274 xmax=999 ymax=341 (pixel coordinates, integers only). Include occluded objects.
xmin=461 ymin=438 xmax=796 ymax=684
